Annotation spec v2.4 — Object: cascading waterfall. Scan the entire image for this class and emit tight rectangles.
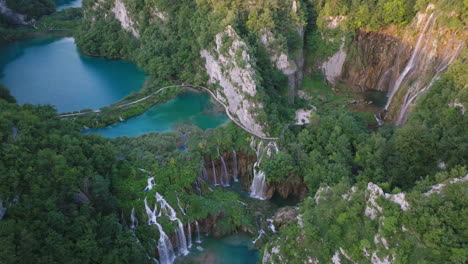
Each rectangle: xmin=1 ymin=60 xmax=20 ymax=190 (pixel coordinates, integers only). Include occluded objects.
xmin=385 ymin=13 xmax=435 ymax=110
xmin=144 ymin=198 xmax=176 ymax=264
xmin=195 ymin=221 xmax=202 ymax=244
xmin=249 ymin=137 xmax=279 ymax=200
xmin=211 ymin=160 xmax=218 ymax=186
xmin=156 ymin=193 xmax=189 ymax=256
xmin=155 ymin=222 xmax=176 ymax=264
xmin=130 ymin=207 xmax=138 ymax=229
xmin=232 ymin=149 xmax=239 ymax=182
xmin=144 ymin=177 xmax=156 ymax=192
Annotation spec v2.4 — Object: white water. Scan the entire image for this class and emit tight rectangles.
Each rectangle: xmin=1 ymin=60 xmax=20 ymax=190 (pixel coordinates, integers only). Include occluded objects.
xmin=155 ymin=222 xmax=176 ymax=264
xmin=195 ymin=221 xmax=202 ymax=244
xmin=253 ymin=229 xmax=266 ymax=244
xmin=130 ymin=207 xmax=138 ymax=229
xmin=249 ymin=137 xmax=279 ymax=200
xmin=156 ymin=193 xmax=189 ymax=256
xmin=211 ymin=160 xmax=219 ymax=186
xmin=267 ymin=218 xmax=276 ymax=233
xmin=232 ymin=149 xmax=239 ymax=182
xmin=385 ymin=13 xmax=435 ymax=110
xmin=144 ymin=177 xmax=156 ymax=192
xmin=220 ymin=154 xmax=230 ymax=186
xmin=144 ymin=198 xmax=175 ymax=264
xmin=176 ymin=196 xmax=186 ymax=216
xmin=396 ymin=44 xmax=463 ymax=125
xmin=187 ymin=222 xmax=192 ymax=249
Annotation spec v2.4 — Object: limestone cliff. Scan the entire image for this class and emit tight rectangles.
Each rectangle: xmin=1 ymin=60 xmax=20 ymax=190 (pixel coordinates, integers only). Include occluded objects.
xmin=319 ymin=5 xmax=465 ymax=124
xmin=111 ymin=0 xmax=139 ymax=37
xmin=201 ymin=26 xmax=266 ymax=137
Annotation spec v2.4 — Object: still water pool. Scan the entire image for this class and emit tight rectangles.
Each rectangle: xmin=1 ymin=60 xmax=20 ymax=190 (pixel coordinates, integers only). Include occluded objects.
xmin=84 ymin=92 xmax=228 ymax=138
xmin=0 ymin=37 xmax=146 ymax=113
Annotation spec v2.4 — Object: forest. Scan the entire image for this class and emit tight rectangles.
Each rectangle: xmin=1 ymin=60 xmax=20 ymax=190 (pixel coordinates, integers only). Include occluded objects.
xmin=0 ymin=0 xmax=466 ymax=263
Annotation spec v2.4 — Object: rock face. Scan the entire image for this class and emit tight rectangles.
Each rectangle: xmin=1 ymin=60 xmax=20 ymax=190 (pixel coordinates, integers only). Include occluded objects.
xmin=111 ymin=0 xmax=139 ymax=37
xmin=201 ymin=26 xmax=266 ymax=137
xmin=0 ymin=0 xmax=32 ymax=25
xmin=320 ymin=6 xmax=465 ymax=124
xmin=321 ymin=37 xmax=347 ymax=86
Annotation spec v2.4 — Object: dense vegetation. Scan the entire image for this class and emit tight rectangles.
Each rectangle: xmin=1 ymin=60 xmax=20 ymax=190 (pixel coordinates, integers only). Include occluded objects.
xmin=259 ymin=56 xmax=467 ymax=263
xmin=5 ymin=0 xmax=56 ymax=20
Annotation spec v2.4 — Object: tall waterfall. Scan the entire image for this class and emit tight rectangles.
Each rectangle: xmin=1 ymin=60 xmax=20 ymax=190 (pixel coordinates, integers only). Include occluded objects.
xmin=385 ymin=13 xmax=435 ymax=109
xmin=201 ymin=164 xmax=209 ymax=182
xmin=187 ymin=222 xmax=192 ymax=249
xmin=195 ymin=221 xmax=202 ymax=243
xmin=396 ymin=43 xmax=463 ymax=125
xmin=156 ymin=193 xmax=189 ymax=256
xmin=232 ymin=149 xmax=239 ymax=182
xmin=130 ymin=207 xmax=138 ymax=229
xmin=249 ymin=137 xmax=279 ymax=200
xmin=220 ymin=155 xmax=230 ymax=186
xmin=211 ymin=160 xmax=218 ymax=186
xmin=144 ymin=198 xmax=176 ymax=264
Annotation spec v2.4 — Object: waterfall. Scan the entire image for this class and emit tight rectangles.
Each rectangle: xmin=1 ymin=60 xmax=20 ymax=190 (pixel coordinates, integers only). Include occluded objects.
xmin=144 ymin=198 xmax=175 ymax=264
xmin=202 ymin=164 xmax=209 ymax=182
xmin=187 ymin=222 xmax=192 ymax=249
xmin=144 ymin=177 xmax=156 ymax=192
xmin=155 ymin=222 xmax=176 ymax=264
xmin=253 ymin=229 xmax=266 ymax=244
xmin=374 ymin=114 xmax=384 ymax=127
xmin=232 ymin=149 xmax=239 ymax=182
xmin=396 ymin=44 xmax=463 ymax=125
xmin=156 ymin=193 xmax=189 ymax=256
xmin=195 ymin=221 xmax=202 ymax=243
xmin=385 ymin=13 xmax=435 ymax=110
xmin=176 ymin=196 xmax=186 ymax=216
xmin=267 ymin=218 xmax=276 ymax=233
xmin=211 ymin=160 xmax=218 ymax=186
xmin=130 ymin=207 xmax=138 ymax=229
xmin=220 ymin=155 xmax=230 ymax=186
xmin=249 ymin=137 xmax=279 ymax=200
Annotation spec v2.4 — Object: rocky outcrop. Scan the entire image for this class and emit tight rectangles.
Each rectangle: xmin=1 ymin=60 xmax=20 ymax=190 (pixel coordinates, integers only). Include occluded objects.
xmin=112 ymin=0 xmax=139 ymax=37
xmin=0 ymin=0 xmax=32 ymax=25
xmin=201 ymin=26 xmax=266 ymax=137
xmin=321 ymin=37 xmax=347 ymax=85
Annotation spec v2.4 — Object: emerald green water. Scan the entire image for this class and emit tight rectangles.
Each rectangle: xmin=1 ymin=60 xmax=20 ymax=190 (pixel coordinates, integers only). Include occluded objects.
xmin=0 ymin=37 xmax=146 ymax=113
xmin=84 ymin=92 xmax=228 ymax=138
xmin=177 ymin=233 xmax=258 ymax=264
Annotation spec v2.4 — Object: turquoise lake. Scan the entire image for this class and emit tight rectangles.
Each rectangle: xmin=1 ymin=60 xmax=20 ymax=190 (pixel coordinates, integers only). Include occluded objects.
xmin=56 ymin=0 xmax=82 ymax=10
xmin=177 ymin=233 xmax=258 ymax=264
xmin=0 ymin=37 xmax=146 ymax=113
xmin=84 ymin=92 xmax=229 ymax=138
